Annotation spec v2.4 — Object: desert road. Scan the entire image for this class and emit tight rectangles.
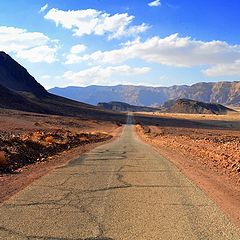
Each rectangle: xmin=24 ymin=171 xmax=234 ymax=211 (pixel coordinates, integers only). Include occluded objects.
xmin=0 ymin=115 xmax=239 ymax=240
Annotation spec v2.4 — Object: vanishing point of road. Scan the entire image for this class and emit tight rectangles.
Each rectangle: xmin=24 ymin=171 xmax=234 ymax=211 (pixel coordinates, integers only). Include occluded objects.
xmin=0 ymin=115 xmax=239 ymax=240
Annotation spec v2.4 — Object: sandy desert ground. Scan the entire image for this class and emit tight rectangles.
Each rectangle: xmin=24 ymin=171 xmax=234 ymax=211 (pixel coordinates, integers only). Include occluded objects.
xmin=134 ymin=112 xmax=240 ymax=226
xmin=1 ymin=108 xmax=239 ymax=226
xmin=0 ymin=109 xmax=123 ymax=204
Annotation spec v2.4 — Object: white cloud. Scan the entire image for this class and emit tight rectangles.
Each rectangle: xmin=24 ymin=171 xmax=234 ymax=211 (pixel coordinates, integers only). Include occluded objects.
xmin=39 ymin=3 xmax=49 ymax=13
xmin=44 ymin=8 xmax=149 ymax=39
xmin=65 ymin=44 xmax=87 ymax=64
xmin=16 ymin=45 xmax=57 ymax=63
xmin=62 ymin=65 xmax=150 ymax=86
xmin=203 ymin=60 xmax=240 ymax=76
xmin=0 ymin=26 xmax=58 ymax=63
xmin=148 ymin=0 xmax=161 ymax=7
xmin=70 ymin=44 xmax=87 ymax=54
xmin=69 ymin=33 xmax=240 ymax=76
xmin=125 ymin=23 xmax=149 ymax=38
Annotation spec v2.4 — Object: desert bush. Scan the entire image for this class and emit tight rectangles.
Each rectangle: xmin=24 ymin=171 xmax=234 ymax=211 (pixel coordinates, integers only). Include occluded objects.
xmin=79 ymin=136 xmax=88 ymax=142
xmin=31 ymin=131 xmax=42 ymax=142
xmin=143 ymin=126 xmax=151 ymax=134
xmin=45 ymin=136 xmax=54 ymax=144
xmin=21 ymin=134 xmax=30 ymax=141
xmin=0 ymin=151 xmax=7 ymax=167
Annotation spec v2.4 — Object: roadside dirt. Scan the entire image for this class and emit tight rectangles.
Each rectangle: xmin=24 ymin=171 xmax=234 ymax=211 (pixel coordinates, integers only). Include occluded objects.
xmin=0 ymin=109 xmax=123 ymax=204
xmin=0 ymin=130 xmax=112 ymax=173
xmin=135 ymin=113 xmax=240 ymax=227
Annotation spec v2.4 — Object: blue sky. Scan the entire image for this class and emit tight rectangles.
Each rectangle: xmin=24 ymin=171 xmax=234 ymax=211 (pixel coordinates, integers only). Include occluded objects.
xmin=0 ymin=0 xmax=240 ymax=89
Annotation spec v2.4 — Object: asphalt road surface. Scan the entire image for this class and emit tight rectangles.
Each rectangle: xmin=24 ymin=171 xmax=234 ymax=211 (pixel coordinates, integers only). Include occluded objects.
xmin=0 ymin=115 xmax=239 ymax=240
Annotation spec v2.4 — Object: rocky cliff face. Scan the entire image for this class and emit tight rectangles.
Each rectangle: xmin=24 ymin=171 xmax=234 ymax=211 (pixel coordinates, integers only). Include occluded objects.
xmin=210 ymin=82 xmax=240 ymax=105
xmin=174 ymin=82 xmax=240 ymax=105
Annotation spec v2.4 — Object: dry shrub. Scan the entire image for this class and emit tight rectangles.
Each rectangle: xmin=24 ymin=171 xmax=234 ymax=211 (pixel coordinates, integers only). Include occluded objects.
xmin=90 ymin=131 xmax=104 ymax=135
xmin=72 ymin=130 xmax=80 ymax=136
xmin=31 ymin=131 xmax=42 ymax=142
xmin=0 ymin=151 xmax=7 ymax=167
xmin=89 ymin=131 xmax=96 ymax=135
xmin=21 ymin=134 xmax=30 ymax=141
xmin=45 ymin=136 xmax=54 ymax=144
xmin=80 ymin=136 xmax=88 ymax=142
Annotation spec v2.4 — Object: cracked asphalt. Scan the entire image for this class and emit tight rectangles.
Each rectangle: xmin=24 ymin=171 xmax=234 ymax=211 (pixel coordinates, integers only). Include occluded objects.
xmin=0 ymin=115 xmax=239 ymax=240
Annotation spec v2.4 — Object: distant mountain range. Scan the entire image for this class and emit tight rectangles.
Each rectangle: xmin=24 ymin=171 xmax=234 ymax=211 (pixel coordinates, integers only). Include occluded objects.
xmin=0 ymin=52 xmax=124 ymax=121
xmin=98 ymin=99 xmax=234 ymax=115
xmin=1 ymin=50 xmax=239 ymax=119
xmin=98 ymin=101 xmax=160 ymax=112
xmin=49 ymin=82 xmax=240 ymax=107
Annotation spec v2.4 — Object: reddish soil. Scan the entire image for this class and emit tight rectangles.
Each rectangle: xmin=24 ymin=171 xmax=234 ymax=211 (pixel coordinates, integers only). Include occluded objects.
xmin=135 ymin=113 xmax=240 ymax=227
xmin=0 ymin=109 xmax=123 ymax=204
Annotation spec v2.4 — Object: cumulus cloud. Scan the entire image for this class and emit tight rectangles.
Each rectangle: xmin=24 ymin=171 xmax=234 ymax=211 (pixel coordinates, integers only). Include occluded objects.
xmin=148 ymin=0 xmax=161 ymax=7
xmin=44 ymin=8 xmax=149 ymax=39
xmin=62 ymin=65 xmax=150 ymax=86
xmin=65 ymin=44 xmax=87 ymax=64
xmin=67 ymin=33 xmax=240 ymax=76
xmin=0 ymin=26 xmax=58 ymax=63
xmin=39 ymin=3 xmax=48 ymax=13
xmin=16 ymin=45 xmax=57 ymax=63
xmin=203 ymin=60 xmax=240 ymax=76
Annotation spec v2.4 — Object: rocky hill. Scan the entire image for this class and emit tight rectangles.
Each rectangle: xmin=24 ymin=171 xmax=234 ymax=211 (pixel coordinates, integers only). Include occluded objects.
xmin=0 ymin=51 xmax=48 ymax=98
xmin=163 ymin=99 xmax=235 ymax=115
xmin=0 ymin=52 xmax=125 ymax=121
xmin=0 ymin=84 xmax=46 ymax=113
xmin=98 ymin=101 xmax=160 ymax=112
xmin=49 ymin=82 xmax=240 ymax=106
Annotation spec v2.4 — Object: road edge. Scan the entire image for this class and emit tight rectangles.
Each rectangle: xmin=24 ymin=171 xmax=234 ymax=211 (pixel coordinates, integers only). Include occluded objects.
xmin=134 ymin=123 xmax=240 ymax=228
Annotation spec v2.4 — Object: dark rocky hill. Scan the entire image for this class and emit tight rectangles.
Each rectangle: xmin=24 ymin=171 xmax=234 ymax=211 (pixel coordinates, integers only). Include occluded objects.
xmin=49 ymin=82 xmax=240 ymax=106
xmin=0 ymin=84 xmax=47 ymax=113
xmin=0 ymin=51 xmax=48 ymax=98
xmin=0 ymin=52 xmax=125 ymax=121
xmin=163 ymin=99 xmax=235 ymax=115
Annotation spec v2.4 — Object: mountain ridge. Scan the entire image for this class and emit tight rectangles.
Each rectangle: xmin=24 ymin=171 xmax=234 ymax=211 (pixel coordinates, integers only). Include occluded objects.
xmin=49 ymin=81 xmax=240 ymax=107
